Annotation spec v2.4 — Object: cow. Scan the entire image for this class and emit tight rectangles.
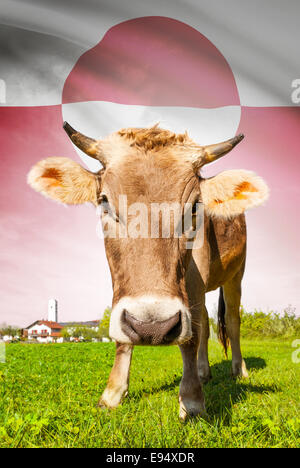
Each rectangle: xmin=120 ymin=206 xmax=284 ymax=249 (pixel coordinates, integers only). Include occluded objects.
xmin=28 ymin=123 xmax=269 ymax=419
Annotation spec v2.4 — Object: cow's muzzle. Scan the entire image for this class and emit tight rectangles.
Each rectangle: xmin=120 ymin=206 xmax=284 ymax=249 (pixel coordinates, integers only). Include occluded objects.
xmin=121 ymin=310 xmax=182 ymax=345
xmin=109 ymin=296 xmax=192 ymax=345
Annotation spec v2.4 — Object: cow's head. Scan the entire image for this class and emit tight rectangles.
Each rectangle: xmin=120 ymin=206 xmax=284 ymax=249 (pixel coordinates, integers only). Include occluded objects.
xmin=28 ymin=124 xmax=268 ymax=345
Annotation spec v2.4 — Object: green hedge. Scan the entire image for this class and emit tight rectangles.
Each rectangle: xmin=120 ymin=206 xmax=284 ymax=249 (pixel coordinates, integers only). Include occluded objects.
xmin=210 ymin=305 xmax=300 ymax=338
xmin=240 ymin=306 xmax=300 ymax=338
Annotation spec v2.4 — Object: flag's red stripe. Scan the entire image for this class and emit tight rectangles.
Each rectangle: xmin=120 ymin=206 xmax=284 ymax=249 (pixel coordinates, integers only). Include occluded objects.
xmin=63 ymin=16 xmax=240 ymax=108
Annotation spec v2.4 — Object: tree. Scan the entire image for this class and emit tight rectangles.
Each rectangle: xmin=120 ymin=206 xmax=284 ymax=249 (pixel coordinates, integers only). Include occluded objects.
xmin=0 ymin=325 xmax=21 ymax=340
xmin=81 ymin=327 xmax=98 ymax=342
xmin=61 ymin=328 xmax=71 ymax=341
xmin=72 ymin=326 xmax=84 ymax=340
xmin=98 ymin=307 xmax=112 ymax=339
xmin=70 ymin=326 xmax=98 ymax=342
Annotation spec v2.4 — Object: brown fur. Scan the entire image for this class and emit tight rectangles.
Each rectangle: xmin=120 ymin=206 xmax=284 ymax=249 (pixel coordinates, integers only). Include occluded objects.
xmin=201 ymin=170 xmax=269 ymax=219
xmin=98 ymin=343 xmax=133 ymax=409
xmin=27 ymin=157 xmax=100 ymax=205
xmin=118 ymin=124 xmax=190 ymax=151
xmin=27 ymin=125 xmax=268 ymax=418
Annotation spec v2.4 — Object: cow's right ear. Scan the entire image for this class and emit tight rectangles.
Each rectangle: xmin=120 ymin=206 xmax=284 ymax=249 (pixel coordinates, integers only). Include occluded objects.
xmin=27 ymin=157 xmax=100 ymax=205
xmin=200 ymin=169 xmax=269 ymax=218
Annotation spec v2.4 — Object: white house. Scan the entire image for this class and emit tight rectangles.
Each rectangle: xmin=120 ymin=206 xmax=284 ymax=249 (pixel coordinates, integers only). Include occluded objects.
xmin=23 ymin=320 xmax=63 ymax=343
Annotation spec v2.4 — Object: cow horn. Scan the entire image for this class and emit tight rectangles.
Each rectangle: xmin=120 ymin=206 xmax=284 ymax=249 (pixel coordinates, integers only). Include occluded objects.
xmin=63 ymin=122 xmax=106 ymax=166
xmin=195 ymin=133 xmax=244 ymax=168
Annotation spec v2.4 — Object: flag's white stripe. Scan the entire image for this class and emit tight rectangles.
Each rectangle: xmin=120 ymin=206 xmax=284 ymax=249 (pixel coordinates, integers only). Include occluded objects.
xmin=1 ymin=0 xmax=299 ymax=107
xmin=62 ymin=101 xmax=241 ymax=172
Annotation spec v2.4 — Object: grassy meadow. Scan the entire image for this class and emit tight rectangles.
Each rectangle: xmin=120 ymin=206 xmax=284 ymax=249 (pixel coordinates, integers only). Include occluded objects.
xmin=0 ymin=338 xmax=299 ymax=448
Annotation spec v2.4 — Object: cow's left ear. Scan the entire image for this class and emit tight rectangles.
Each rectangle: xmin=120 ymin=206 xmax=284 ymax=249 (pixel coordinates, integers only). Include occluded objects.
xmin=200 ymin=170 xmax=269 ymax=218
xmin=27 ymin=157 xmax=100 ymax=205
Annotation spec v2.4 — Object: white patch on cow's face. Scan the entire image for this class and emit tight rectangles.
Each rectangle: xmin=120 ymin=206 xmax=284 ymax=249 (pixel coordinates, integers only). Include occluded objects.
xmin=109 ymin=295 xmax=192 ymax=345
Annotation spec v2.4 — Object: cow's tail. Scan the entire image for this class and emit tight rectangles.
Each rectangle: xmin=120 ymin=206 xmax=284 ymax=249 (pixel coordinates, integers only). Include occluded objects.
xmin=217 ymin=287 xmax=229 ymax=358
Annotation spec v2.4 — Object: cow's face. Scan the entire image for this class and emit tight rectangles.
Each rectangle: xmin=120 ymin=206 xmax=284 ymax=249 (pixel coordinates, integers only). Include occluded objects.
xmin=99 ymin=138 xmax=200 ymax=345
xmin=28 ymin=124 xmax=268 ymax=345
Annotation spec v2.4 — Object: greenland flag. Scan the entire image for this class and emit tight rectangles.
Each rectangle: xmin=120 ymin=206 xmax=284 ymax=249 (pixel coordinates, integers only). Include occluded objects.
xmin=62 ymin=17 xmax=241 ymax=173
xmin=0 ymin=3 xmax=299 ymax=325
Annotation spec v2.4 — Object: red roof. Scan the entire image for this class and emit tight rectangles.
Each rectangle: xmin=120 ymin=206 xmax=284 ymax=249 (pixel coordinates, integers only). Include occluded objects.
xmin=38 ymin=321 xmax=63 ymax=329
xmin=25 ymin=320 xmax=63 ymax=330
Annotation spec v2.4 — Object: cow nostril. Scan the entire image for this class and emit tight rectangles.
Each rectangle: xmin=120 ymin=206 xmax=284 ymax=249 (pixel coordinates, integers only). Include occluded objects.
xmin=121 ymin=309 xmax=182 ymax=345
xmin=121 ymin=309 xmax=141 ymax=344
xmin=163 ymin=311 xmax=182 ymax=343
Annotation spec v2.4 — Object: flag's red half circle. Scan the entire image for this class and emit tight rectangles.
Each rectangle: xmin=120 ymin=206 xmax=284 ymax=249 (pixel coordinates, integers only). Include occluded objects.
xmin=63 ymin=16 xmax=240 ymax=108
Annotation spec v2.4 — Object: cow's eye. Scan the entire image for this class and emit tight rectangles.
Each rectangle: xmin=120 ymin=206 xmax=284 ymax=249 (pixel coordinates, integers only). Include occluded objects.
xmin=99 ymin=194 xmax=108 ymax=204
xmin=99 ymin=194 xmax=108 ymax=212
xmin=99 ymin=194 xmax=119 ymax=221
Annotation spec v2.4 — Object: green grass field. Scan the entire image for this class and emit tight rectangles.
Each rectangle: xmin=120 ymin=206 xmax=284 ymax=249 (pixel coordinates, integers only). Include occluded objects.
xmin=0 ymin=339 xmax=299 ymax=448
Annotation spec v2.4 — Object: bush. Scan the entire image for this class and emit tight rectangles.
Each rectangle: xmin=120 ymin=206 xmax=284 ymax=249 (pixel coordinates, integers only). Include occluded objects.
xmin=98 ymin=307 xmax=112 ymax=339
xmin=240 ymin=305 xmax=300 ymax=338
xmin=209 ymin=305 xmax=300 ymax=339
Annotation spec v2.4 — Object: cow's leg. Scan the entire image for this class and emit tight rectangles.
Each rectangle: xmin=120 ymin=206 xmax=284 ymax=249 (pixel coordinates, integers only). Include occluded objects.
xmin=98 ymin=343 xmax=133 ymax=408
xmin=197 ymin=305 xmax=212 ymax=383
xmin=179 ymin=332 xmax=206 ymax=420
xmin=223 ymin=271 xmax=248 ymax=378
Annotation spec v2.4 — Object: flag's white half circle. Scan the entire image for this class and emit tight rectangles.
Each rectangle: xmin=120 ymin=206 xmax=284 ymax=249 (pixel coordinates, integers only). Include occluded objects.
xmin=62 ymin=101 xmax=241 ymax=172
